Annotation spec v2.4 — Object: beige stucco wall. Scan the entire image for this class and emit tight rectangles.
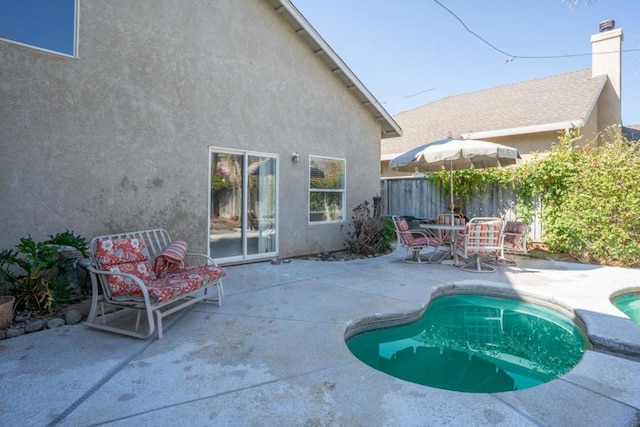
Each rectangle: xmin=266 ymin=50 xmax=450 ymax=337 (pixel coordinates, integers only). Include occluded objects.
xmin=0 ymin=0 xmax=383 ymax=259
xmin=591 ymin=28 xmax=623 ymax=129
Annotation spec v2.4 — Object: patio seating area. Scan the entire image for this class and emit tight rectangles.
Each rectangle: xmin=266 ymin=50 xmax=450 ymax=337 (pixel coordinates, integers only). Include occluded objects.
xmin=399 ymin=213 xmax=529 ymax=272
xmin=1 ymin=250 xmax=639 ymax=426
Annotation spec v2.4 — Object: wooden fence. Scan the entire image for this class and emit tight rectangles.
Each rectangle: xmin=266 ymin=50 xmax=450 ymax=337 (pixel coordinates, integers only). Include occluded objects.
xmin=380 ymin=177 xmax=543 ymax=241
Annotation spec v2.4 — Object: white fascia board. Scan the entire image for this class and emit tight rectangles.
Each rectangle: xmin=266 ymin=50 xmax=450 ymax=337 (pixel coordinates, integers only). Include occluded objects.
xmin=465 ymin=120 xmax=585 ymax=140
xmin=381 ymin=153 xmax=402 ymax=161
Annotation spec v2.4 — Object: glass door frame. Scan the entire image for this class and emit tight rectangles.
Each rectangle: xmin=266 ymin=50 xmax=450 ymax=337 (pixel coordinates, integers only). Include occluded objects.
xmin=208 ymin=147 xmax=278 ymax=264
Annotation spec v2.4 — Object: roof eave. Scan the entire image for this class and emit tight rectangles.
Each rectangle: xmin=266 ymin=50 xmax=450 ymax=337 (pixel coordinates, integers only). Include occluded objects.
xmin=466 ymin=120 xmax=585 ymax=140
xmin=382 ymin=118 xmax=590 ymax=162
xmin=267 ymin=0 xmax=402 ymax=138
xmin=465 ymin=75 xmax=605 ymax=140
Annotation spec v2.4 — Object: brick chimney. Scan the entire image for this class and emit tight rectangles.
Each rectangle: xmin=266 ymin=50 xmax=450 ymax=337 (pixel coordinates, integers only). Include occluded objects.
xmin=591 ymin=21 xmax=623 ymax=126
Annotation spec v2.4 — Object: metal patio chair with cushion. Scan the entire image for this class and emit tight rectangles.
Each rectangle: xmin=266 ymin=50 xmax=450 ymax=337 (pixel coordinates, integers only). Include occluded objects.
xmin=498 ymin=218 xmax=529 ymax=264
xmin=436 ymin=213 xmax=466 ymax=244
xmin=389 ymin=216 xmax=416 ymax=250
xmin=392 ymin=215 xmax=441 ymax=263
xmin=455 ymin=217 xmax=504 ymax=273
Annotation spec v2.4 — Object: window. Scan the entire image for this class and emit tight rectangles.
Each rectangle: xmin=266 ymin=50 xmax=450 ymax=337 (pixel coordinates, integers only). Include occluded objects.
xmin=309 ymin=156 xmax=345 ymax=223
xmin=0 ymin=0 xmax=77 ymax=57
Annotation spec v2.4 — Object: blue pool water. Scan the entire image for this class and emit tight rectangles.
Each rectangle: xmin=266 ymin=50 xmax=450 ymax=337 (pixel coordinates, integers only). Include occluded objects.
xmin=347 ymin=294 xmax=590 ymax=393
xmin=613 ymin=292 xmax=640 ymax=325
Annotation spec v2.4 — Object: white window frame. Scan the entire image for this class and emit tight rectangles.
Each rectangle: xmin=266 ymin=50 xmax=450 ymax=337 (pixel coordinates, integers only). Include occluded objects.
xmin=308 ymin=155 xmax=346 ymax=224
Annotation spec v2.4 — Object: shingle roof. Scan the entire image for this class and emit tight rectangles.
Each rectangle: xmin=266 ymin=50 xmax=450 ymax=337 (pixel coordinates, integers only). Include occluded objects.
xmin=623 ymin=125 xmax=640 ymax=141
xmin=382 ymin=69 xmax=607 ymax=157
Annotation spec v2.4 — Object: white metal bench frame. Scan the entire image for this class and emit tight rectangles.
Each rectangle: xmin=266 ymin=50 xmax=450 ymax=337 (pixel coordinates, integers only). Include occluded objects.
xmin=86 ymin=228 xmax=223 ymax=339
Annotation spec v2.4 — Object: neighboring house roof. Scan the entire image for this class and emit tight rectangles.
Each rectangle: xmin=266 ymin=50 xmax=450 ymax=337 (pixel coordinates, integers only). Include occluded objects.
xmin=623 ymin=125 xmax=640 ymax=141
xmin=382 ymin=69 xmax=607 ymax=159
xmin=266 ymin=0 xmax=402 ymax=138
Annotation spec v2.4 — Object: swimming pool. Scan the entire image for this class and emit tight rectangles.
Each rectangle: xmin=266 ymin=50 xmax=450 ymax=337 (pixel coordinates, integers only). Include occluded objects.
xmin=346 ymin=290 xmax=591 ymax=393
xmin=612 ymin=291 xmax=640 ymax=325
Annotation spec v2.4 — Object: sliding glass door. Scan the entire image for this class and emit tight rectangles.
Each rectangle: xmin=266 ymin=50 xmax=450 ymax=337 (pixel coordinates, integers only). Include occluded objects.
xmin=209 ymin=148 xmax=277 ymax=263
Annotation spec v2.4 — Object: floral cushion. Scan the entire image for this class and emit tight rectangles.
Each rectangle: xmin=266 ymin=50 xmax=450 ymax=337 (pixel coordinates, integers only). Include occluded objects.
xmin=153 ymin=240 xmax=188 ymax=277
xmin=169 ymin=265 xmax=226 ymax=284
xmin=110 ymin=265 xmax=225 ymax=303
xmin=105 ymin=261 xmax=156 ymax=298
xmin=94 ymin=236 xmax=224 ymax=304
xmin=95 ymin=238 xmax=156 ymax=298
xmin=144 ymin=276 xmax=202 ymax=304
xmin=95 ymin=238 xmax=150 ymax=266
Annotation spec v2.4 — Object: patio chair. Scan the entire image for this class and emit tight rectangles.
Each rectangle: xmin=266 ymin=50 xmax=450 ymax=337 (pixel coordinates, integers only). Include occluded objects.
xmin=499 ymin=218 xmax=529 ymax=264
xmin=455 ymin=217 xmax=504 ymax=273
xmin=390 ymin=215 xmax=416 ymax=250
xmin=436 ymin=213 xmax=466 ymax=244
xmin=392 ymin=215 xmax=441 ymax=263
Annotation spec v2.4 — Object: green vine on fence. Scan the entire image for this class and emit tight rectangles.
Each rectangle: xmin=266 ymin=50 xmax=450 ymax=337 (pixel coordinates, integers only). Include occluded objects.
xmin=426 ymin=126 xmax=640 ymax=266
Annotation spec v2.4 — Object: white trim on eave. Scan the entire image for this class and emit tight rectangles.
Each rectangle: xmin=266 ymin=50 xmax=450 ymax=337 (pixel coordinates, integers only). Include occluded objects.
xmin=267 ymin=0 xmax=402 ymax=139
xmin=464 ymin=120 xmax=585 ymax=140
xmin=381 ymin=118 xmax=586 ymax=161
xmin=381 ymin=153 xmax=400 ymax=161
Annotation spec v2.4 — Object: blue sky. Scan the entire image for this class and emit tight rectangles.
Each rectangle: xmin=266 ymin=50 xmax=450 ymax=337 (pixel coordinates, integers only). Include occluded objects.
xmin=292 ymin=0 xmax=640 ymax=125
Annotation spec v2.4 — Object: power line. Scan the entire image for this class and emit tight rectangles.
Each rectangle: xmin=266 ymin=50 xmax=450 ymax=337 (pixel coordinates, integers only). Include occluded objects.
xmin=432 ymin=0 xmax=513 ymax=58
xmin=432 ymin=0 xmax=640 ymax=60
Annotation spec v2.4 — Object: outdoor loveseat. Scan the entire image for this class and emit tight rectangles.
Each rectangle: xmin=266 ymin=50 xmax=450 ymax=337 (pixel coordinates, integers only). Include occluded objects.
xmin=86 ymin=229 xmax=224 ymax=339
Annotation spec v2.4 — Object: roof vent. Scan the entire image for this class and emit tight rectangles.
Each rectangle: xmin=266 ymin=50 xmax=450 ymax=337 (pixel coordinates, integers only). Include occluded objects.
xmin=599 ymin=20 xmax=615 ymax=32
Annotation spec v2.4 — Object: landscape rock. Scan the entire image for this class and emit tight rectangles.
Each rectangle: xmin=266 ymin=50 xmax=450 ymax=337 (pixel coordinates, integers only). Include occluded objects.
xmin=6 ymin=328 xmax=25 ymax=339
xmin=65 ymin=310 xmax=82 ymax=325
xmin=25 ymin=319 xmax=46 ymax=333
xmin=47 ymin=318 xmax=66 ymax=329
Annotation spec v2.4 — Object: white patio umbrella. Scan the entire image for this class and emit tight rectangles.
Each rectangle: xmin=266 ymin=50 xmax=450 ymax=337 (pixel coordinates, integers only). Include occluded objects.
xmin=388 ymin=137 xmax=521 ymax=220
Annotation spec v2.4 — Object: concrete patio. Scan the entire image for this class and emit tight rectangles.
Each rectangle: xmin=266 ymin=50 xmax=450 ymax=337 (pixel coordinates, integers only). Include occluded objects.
xmin=1 ymin=250 xmax=639 ymax=426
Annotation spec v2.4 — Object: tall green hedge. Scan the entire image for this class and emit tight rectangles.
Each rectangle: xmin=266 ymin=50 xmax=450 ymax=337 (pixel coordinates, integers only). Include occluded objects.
xmin=538 ymin=127 xmax=640 ymax=266
xmin=428 ymin=126 xmax=640 ymax=266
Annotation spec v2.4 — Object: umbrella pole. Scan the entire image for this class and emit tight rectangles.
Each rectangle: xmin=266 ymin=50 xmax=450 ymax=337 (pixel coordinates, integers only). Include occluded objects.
xmin=450 ymin=161 xmax=455 ymax=224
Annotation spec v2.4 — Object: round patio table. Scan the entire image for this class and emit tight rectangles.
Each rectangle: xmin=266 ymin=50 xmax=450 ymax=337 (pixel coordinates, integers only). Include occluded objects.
xmin=420 ymin=223 xmax=466 ymax=264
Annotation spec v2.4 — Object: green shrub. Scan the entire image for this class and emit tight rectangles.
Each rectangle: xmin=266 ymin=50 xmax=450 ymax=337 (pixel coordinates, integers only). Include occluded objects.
xmin=539 ymin=127 xmax=640 ymax=265
xmin=343 ymin=199 xmax=391 ymax=256
xmin=0 ymin=230 xmax=89 ymax=315
xmin=425 ymin=125 xmax=640 ymax=266
xmin=380 ymin=216 xmax=396 ymax=253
